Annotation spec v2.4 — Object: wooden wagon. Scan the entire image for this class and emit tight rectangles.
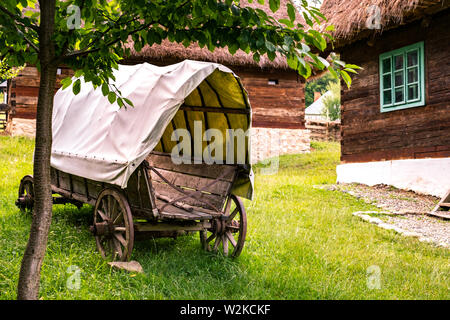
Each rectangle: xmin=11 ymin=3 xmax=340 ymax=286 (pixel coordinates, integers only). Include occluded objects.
xmin=16 ymin=61 xmax=253 ymax=261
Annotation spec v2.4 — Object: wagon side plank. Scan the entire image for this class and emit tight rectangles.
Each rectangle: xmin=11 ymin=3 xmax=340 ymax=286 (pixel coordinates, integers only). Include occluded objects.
xmin=147 ymin=152 xmax=236 ymax=182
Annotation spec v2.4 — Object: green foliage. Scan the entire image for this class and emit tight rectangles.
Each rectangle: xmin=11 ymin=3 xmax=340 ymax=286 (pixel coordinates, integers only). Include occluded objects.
xmin=1 ymin=136 xmax=449 ymax=300
xmin=0 ymin=58 xmax=24 ymax=81
xmin=321 ymin=80 xmax=340 ymax=121
xmin=305 ymin=72 xmax=337 ymax=107
xmin=0 ymin=0 xmax=360 ymax=106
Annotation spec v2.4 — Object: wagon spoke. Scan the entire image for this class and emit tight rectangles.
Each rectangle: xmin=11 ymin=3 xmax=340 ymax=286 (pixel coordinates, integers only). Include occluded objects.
xmin=113 ymin=210 xmax=124 ymax=224
xmin=227 ymin=208 xmax=239 ymax=222
xmin=212 ymin=235 xmax=221 ymax=252
xmin=222 ymin=234 xmax=229 ymax=256
xmin=97 ymin=209 xmax=109 ymax=221
xmin=226 ymin=231 xmax=237 ymax=248
xmin=114 ymin=232 xmax=127 ymax=247
xmin=113 ymin=238 xmax=123 ymax=258
xmin=206 ymin=232 xmax=216 ymax=244
xmin=106 ymin=196 xmax=111 ymax=213
xmin=110 ymin=200 xmax=118 ymax=220
xmin=114 ymin=226 xmax=126 ymax=233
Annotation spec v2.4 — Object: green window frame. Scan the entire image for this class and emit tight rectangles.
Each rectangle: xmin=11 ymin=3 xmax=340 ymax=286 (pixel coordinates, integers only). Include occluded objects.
xmin=379 ymin=41 xmax=425 ymax=112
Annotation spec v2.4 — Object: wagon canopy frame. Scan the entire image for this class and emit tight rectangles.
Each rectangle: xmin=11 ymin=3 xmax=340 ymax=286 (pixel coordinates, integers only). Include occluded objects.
xmin=51 ymin=60 xmax=253 ymax=200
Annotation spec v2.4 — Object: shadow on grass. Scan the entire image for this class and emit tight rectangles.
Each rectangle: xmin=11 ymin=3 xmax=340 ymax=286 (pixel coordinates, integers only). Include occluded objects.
xmin=50 ymin=203 xmax=245 ymax=284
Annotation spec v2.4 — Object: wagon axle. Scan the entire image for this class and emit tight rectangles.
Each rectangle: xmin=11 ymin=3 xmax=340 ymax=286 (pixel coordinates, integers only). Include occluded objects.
xmin=90 ymin=221 xmax=126 ymax=237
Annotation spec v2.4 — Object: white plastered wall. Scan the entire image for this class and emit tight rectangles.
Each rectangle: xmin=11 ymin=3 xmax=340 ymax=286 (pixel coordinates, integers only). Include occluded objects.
xmin=336 ymin=157 xmax=450 ymax=198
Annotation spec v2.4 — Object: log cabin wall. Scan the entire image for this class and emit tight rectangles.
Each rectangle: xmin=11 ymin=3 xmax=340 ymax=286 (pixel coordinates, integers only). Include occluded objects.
xmin=236 ymin=68 xmax=305 ymax=129
xmin=339 ymin=9 xmax=450 ymax=163
xmin=8 ymin=66 xmax=73 ymax=119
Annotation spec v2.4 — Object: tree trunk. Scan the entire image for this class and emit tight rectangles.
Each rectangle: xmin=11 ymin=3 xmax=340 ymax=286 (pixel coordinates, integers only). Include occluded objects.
xmin=17 ymin=0 xmax=56 ymax=300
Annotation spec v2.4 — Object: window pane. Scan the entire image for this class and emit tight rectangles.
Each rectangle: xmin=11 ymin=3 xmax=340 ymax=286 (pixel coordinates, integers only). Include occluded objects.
xmin=407 ymin=50 xmax=418 ymax=67
xmin=395 ymin=71 xmax=404 ymax=86
xmin=407 ymin=68 xmax=418 ymax=83
xmin=394 ymin=54 xmax=404 ymax=70
xmin=383 ymin=89 xmax=392 ymax=105
xmin=408 ymin=84 xmax=419 ymax=101
xmin=382 ymin=58 xmax=391 ymax=73
xmin=395 ymin=88 xmax=404 ymax=103
xmin=383 ymin=74 xmax=391 ymax=89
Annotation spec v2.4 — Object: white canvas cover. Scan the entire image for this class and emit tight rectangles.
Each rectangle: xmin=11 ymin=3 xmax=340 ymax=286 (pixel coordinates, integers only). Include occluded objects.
xmin=51 ymin=60 xmax=253 ymax=199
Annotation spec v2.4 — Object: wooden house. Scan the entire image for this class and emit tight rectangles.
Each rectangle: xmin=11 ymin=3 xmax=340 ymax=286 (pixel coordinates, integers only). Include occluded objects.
xmin=319 ymin=0 xmax=450 ymax=197
xmin=7 ymin=0 xmax=313 ymax=162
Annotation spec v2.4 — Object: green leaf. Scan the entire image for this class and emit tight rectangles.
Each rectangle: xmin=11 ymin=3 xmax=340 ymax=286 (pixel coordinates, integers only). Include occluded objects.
xmin=117 ymin=97 xmax=124 ymax=108
xmin=345 ymin=64 xmax=362 ymax=70
xmin=328 ymin=66 xmax=338 ymax=79
xmin=344 ymin=68 xmax=358 ymax=74
xmin=72 ymin=79 xmax=81 ymax=95
xmin=340 ymin=70 xmax=352 ymax=88
xmin=61 ymin=77 xmax=72 ymax=90
xmin=269 ymin=0 xmax=280 ymax=13
xmin=123 ymin=98 xmax=134 ymax=107
xmin=278 ymin=19 xmax=294 ymax=28
xmin=287 ymin=3 xmax=296 ymax=22
xmin=107 ymin=92 xmax=116 ymax=104
xmin=101 ymin=83 xmax=109 ymax=96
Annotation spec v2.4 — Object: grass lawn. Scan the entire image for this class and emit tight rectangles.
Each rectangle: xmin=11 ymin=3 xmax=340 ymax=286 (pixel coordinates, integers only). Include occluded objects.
xmin=0 ymin=136 xmax=448 ymax=300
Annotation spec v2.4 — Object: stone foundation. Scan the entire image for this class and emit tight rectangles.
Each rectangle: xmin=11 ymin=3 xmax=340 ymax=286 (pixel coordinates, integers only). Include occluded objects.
xmin=6 ymin=118 xmax=36 ymax=138
xmin=250 ymin=127 xmax=310 ymax=164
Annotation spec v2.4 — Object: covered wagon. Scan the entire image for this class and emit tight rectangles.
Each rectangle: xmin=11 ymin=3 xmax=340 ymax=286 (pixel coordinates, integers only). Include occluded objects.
xmin=16 ymin=60 xmax=253 ymax=261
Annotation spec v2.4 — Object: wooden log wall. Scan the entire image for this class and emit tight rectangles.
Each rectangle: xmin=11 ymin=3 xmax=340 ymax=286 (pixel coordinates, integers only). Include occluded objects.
xmin=238 ymin=68 xmax=306 ymax=129
xmin=306 ymin=119 xmax=341 ymax=142
xmin=339 ymin=9 xmax=450 ymax=163
xmin=8 ymin=66 xmax=73 ymax=119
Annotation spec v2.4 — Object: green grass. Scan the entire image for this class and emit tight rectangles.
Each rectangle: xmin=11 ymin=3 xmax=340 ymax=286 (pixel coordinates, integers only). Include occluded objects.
xmin=0 ymin=136 xmax=448 ymax=300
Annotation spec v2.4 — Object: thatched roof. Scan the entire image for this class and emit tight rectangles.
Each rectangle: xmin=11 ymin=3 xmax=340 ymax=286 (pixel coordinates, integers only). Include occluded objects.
xmin=125 ymin=0 xmax=304 ymax=70
xmin=319 ymin=0 xmax=449 ymax=48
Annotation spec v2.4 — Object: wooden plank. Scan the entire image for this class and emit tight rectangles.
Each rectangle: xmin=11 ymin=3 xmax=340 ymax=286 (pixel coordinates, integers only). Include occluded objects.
xmin=134 ymin=221 xmax=211 ymax=232
xmin=150 ymin=168 xmax=231 ymax=196
xmin=146 ymin=152 xmax=237 ymax=182
xmin=180 ymin=105 xmax=250 ymax=114
xmin=152 ymin=180 xmax=225 ymax=211
xmin=155 ymin=199 xmax=214 ymax=220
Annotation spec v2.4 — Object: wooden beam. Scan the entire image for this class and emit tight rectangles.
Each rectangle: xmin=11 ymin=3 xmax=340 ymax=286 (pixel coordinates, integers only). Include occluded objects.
xmin=180 ymin=105 xmax=250 ymax=114
xmin=134 ymin=221 xmax=211 ymax=233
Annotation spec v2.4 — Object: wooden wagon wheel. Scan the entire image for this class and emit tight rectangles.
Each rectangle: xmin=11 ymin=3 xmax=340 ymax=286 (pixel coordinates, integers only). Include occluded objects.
xmin=92 ymin=188 xmax=134 ymax=262
xmin=200 ymin=195 xmax=247 ymax=258
xmin=16 ymin=175 xmax=34 ymax=213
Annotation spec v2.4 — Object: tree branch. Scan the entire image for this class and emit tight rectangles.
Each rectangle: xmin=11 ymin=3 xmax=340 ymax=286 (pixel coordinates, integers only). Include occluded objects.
xmin=0 ymin=5 xmax=40 ymax=32
xmin=61 ymin=19 xmax=155 ymax=60
xmin=16 ymin=26 xmax=40 ymax=53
